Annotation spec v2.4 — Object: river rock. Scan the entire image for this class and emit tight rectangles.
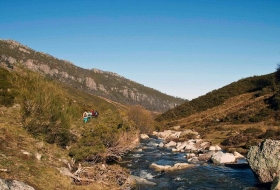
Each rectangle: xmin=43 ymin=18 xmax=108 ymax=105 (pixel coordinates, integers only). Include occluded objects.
xmin=0 ymin=179 xmax=35 ymax=190
xmin=215 ymin=145 xmax=222 ymax=151
xmin=209 ymin=145 xmax=222 ymax=151
xmin=200 ymin=141 xmax=210 ymax=148
xmin=233 ymin=151 xmax=244 ymax=159
xmin=172 ymin=148 xmax=180 ymax=152
xmin=127 ymin=175 xmax=156 ymax=186
xmin=150 ymin=163 xmax=194 ymax=172
xmin=186 ymin=153 xmax=196 ymax=159
xmin=158 ymin=142 xmax=164 ymax=147
xmin=176 ymin=141 xmax=187 ymax=151
xmin=140 ymin=134 xmax=149 ymax=139
xmin=247 ymin=139 xmax=280 ymax=183
xmin=188 ymin=157 xmax=199 ymax=163
xmin=152 ymin=131 xmax=158 ymax=136
xmin=165 ymin=141 xmax=177 ymax=147
xmin=150 ymin=163 xmax=171 ymax=172
xmin=185 ymin=144 xmax=195 ymax=150
xmin=198 ymin=153 xmax=212 ymax=162
xmin=157 ymin=130 xmax=173 ymax=139
xmin=169 ymin=131 xmax=182 ymax=139
xmin=209 ymin=146 xmax=216 ymax=151
xmin=211 ymin=151 xmax=235 ymax=164
xmin=173 ymin=163 xmax=194 ymax=170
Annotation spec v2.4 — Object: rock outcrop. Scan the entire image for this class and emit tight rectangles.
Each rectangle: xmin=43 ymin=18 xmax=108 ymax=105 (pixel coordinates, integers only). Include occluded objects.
xmin=247 ymin=139 xmax=280 ymax=183
xmin=0 ymin=179 xmax=35 ymax=190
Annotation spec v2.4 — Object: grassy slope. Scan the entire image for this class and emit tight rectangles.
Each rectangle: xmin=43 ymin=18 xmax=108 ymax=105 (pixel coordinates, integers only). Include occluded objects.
xmin=156 ymin=73 xmax=280 ymax=153
xmin=0 ymin=106 xmax=113 ymax=190
xmin=0 ymin=67 xmax=136 ymax=189
xmin=157 ymin=73 xmax=275 ymax=122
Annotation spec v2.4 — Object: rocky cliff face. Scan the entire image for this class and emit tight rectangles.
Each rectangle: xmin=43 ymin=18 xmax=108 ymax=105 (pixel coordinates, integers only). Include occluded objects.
xmin=0 ymin=39 xmax=185 ymax=112
xmin=247 ymin=139 xmax=280 ymax=184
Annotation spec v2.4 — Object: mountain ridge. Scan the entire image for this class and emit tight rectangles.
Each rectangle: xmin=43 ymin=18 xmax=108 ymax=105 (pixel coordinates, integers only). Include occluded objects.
xmin=0 ymin=39 xmax=185 ymax=112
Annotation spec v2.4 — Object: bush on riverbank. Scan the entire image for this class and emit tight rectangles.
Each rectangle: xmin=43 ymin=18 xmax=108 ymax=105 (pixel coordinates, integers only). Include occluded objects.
xmin=128 ymin=105 xmax=155 ymax=134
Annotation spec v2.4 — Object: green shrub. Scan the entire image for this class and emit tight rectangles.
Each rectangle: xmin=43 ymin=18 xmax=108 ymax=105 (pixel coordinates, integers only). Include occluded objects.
xmin=0 ymin=67 xmax=15 ymax=106
xmin=267 ymin=93 xmax=280 ymax=110
xmin=69 ymin=123 xmax=136 ymax=162
xmin=13 ymin=71 xmax=78 ymax=146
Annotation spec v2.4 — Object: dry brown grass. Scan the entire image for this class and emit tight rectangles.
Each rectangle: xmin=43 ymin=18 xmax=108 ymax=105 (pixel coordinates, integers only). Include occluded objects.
xmin=176 ymin=92 xmax=271 ymax=127
xmin=0 ymin=106 xmax=123 ymax=190
xmin=165 ymin=92 xmax=279 ymax=152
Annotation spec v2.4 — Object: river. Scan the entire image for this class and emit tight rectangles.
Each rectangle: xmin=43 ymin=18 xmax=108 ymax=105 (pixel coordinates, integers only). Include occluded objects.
xmin=120 ymin=137 xmax=269 ymax=190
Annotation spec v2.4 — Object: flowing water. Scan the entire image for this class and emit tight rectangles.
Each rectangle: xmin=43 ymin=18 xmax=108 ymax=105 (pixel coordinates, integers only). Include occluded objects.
xmin=120 ymin=137 xmax=269 ymax=190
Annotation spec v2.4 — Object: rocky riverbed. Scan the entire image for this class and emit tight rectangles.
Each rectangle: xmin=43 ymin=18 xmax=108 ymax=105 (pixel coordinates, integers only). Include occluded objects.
xmin=121 ymin=130 xmax=272 ymax=190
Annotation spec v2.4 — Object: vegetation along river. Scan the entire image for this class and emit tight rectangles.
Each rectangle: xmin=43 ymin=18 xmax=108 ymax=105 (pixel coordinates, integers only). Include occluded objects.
xmin=120 ymin=137 xmax=269 ymax=190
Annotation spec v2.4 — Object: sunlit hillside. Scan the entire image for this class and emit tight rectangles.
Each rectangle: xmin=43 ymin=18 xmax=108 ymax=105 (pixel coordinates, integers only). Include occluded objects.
xmin=157 ymin=72 xmax=280 ymax=153
xmin=0 ymin=66 xmax=154 ymax=189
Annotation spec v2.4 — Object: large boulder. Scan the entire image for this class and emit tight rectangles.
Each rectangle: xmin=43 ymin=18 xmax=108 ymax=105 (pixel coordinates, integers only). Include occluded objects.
xmin=247 ymin=139 xmax=280 ymax=183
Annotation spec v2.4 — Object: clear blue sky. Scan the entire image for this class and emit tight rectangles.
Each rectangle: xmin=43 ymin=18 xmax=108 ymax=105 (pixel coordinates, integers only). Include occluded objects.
xmin=1 ymin=1 xmax=280 ymax=100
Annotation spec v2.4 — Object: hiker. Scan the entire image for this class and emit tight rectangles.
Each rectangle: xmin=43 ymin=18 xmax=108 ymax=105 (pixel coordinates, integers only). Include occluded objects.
xmin=83 ymin=111 xmax=88 ymax=123
xmin=91 ymin=110 xmax=99 ymax=117
xmin=94 ymin=110 xmax=99 ymax=117
xmin=87 ymin=111 xmax=92 ymax=118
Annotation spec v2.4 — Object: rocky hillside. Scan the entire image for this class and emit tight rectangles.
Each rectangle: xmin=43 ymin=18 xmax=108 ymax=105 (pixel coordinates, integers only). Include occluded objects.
xmin=0 ymin=39 xmax=185 ymax=112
